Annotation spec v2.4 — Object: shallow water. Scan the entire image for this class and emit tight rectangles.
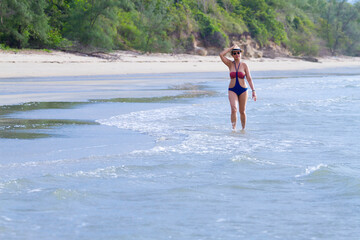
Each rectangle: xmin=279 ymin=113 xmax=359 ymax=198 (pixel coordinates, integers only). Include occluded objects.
xmin=1 ymin=69 xmax=360 ymax=239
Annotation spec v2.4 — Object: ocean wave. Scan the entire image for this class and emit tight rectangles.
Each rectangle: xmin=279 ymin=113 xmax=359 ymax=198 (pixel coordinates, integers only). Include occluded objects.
xmin=127 ymin=133 xmax=259 ymax=156
xmin=96 ymin=104 xmax=264 ymax=156
xmin=64 ymin=162 xmax=193 ymax=180
xmin=345 ymin=84 xmax=360 ymax=88
xmin=256 ymin=95 xmax=356 ymax=115
xmin=0 ymin=178 xmax=34 ymax=194
xmin=231 ymin=155 xmax=276 ymax=166
xmin=67 ymin=166 xmax=121 ymax=179
xmin=295 ymin=164 xmax=360 ymax=196
xmin=260 ymin=97 xmax=354 ymax=113
xmin=295 ymin=164 xmax=328 ymax=178
xmin=298 ymin=96 xmax=353 ymax=108
xmin=96 ymin=105 xmax=197 ymax=137
xmin=52 ymin=188 xmax=87 ymax=200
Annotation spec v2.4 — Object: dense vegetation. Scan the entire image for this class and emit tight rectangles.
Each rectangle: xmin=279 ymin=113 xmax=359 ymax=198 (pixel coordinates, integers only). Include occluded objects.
xmin=0 ymin=0 xmax=359 ymax=56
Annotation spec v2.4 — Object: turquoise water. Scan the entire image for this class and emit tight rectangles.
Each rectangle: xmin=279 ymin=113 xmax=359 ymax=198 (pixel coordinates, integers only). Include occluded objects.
xmin=1 ymin=69 xmax=360 ymax=239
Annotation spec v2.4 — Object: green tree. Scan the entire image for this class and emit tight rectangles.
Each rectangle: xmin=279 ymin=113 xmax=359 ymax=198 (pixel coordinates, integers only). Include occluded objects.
xmin=1 ymin=0 xmax=359 ymax=56
xmin=344 ymin=1 xmax=360 ymax=55
xmin=134 ymin=0 xmax=173 ymax=52
xmin=63 ymin=0 xmax=130 ymax=50
xmin=241 ymin=0 xmax=286 ymax=46
xmin=116 ymin=9 xmax=142 ymax=50
xmin=194 ymin=11 xmax=228 ymax=48
xmin=0 ymin=0 xmax=49 ymax=48
xmin=45 ymin=0 xmax=72 ymax=31
xmin=44 ymin=0 xmax=73 ymax=48
xmin=320 ymin=0 xmax=360 ymax=55
xmin=167 ymin=3 xmax=196 ymax=53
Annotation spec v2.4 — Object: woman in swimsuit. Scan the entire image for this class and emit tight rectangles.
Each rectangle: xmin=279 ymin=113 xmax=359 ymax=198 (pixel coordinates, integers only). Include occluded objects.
xmin=219 ymin=44 xmax=257 ymax=131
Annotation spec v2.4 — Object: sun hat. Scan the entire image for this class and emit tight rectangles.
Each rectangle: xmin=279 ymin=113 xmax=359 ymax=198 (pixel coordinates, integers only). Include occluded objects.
xmin=231 ymin=45 xmax=243 ymax=52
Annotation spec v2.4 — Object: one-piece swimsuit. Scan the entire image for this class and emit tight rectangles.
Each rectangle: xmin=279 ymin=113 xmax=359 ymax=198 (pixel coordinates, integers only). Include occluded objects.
xmin=228 ymin=61 xmax=247 ymax=96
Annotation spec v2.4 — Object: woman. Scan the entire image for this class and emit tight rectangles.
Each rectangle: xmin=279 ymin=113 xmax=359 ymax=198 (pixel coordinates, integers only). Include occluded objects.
xmin=219 ymin=45 xmax=257 ymax=131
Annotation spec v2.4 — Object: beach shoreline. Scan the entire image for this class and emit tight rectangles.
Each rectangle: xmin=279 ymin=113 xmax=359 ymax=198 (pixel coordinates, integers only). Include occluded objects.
xmin=1 ymin=49 xmax=360 ymax=106
xmin=2 ymin=49 xmax=360 ymax=78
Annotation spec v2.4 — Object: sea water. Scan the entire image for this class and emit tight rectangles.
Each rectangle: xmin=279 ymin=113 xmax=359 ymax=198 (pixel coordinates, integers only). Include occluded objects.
xmin=1 ymin=68 xmax=360 ymax=239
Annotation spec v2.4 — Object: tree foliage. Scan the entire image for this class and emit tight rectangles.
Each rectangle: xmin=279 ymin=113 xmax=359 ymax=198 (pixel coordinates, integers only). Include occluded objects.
xmin=319 ymin=0 xmax=360 ymax=55
xmin=63 ymin=0 xmax=130 ymax=50
xmin=0 ymin=0 xmax=49 ymax=48
xmin=0 ymin=0 xmax=359 ymax=56
xmin=134 ymin=0 xmax=173 ymax=52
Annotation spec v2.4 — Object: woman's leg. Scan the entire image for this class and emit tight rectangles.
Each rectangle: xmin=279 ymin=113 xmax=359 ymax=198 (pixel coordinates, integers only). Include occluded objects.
xmin=228 ymin=91 xmax=238 ymax=130
xmin=238 ymin=91 xmax=248 ymax=130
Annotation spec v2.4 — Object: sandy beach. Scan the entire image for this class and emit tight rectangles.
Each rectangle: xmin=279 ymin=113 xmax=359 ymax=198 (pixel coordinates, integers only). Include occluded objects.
xmin=1 ymin=49 xmax=360 ymax=105
xmin=2 ymin=49 xmax=360 ymax=77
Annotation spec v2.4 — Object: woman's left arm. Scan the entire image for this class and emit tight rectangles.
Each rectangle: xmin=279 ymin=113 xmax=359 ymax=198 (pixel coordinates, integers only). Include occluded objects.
xmin=244 ymin=63 xmax=257 ymax=101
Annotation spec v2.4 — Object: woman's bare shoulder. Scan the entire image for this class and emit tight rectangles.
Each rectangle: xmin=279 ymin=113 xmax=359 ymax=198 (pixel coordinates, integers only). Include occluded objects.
xmin=241 ymin=61 xmax=250 ymax=70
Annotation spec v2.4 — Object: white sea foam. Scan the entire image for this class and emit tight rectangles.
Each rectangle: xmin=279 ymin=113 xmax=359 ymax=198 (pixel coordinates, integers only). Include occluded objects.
xmin=97 ymin=104 xmax=258 ymax=155
xmin=28 ymin=188 xmax=43 ymax=193
xmin=97 ymin=97 xmax=309 ymax=158
xmin=65 ymin=164 xmax=170 ymax=180
xmin=97 ymin=105 xmax=196 ymax=137
xmin=295 ymin=164 xmax=328 ymax=178
xmin=299 ymin=96 xmax=351 ymax=107
xmin=231 ymin=155 xmax=276 ymax=165
xmin=216 ymin=218 xmax=226 ymax=223
xmin=1 ymin=216 xmax=12 ymax=222
xmin=68 ymin=166 xmax=124 ymax=179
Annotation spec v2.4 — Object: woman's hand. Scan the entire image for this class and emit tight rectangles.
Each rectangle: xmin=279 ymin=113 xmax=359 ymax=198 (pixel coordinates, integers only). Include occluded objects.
xmin=252 ymin=90 xmax=257 ymax=101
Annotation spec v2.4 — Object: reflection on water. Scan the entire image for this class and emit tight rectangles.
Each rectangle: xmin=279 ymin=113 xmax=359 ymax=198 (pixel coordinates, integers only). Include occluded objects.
xmin=0 ymin=118 xmax=98 ymax=139
xmin=0 ymin=83 xmax=215 ymax=139
xmin=92 ymin=90 xmax=216 ymax=103
xmin=0 ymin=102 xmax=90 ymax=139
xmin=0 ymin=102 xmax=87 ymax=116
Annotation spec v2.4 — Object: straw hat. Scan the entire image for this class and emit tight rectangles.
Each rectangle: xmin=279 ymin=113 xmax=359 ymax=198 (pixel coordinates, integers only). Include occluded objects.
xmin=231 ymin=44 xmax=243 ymax=53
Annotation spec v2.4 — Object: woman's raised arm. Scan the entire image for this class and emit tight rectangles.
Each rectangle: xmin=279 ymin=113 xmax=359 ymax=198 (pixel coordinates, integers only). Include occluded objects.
xmin=219 ymin=46 xmax=235 ymax=68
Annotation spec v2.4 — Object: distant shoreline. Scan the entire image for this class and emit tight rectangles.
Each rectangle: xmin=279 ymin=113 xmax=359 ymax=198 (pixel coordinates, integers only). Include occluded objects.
xmin=1 ymin=49 xmax=360 ymax=78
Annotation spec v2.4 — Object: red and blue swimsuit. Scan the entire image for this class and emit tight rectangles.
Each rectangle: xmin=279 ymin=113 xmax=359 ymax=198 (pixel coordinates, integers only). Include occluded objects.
xmin=228 ymin=62 xmax=248 ymax=96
